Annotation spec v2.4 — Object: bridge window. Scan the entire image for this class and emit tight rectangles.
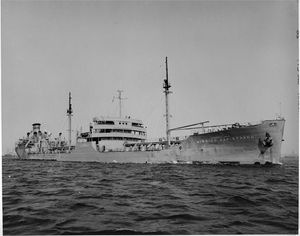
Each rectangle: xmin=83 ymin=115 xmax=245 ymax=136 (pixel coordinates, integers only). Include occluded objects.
xmin=97 ymin=120 xmax=114 ymax=125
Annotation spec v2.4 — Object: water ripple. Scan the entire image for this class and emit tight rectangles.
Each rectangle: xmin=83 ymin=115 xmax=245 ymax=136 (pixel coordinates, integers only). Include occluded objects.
xmin=3 ymin=156 xmax=298 ymax=234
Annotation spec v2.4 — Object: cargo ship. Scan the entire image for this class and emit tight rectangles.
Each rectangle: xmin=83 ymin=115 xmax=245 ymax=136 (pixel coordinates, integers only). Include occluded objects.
xmin=15 ymin=58 xmax=285 ymax=165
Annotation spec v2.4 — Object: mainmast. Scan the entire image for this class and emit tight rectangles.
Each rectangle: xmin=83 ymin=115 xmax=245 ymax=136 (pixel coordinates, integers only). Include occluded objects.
xmin=67 ymin=92 xmax=73 ymax=152
xmin=163 ymin=57 xmax=172 ymax=147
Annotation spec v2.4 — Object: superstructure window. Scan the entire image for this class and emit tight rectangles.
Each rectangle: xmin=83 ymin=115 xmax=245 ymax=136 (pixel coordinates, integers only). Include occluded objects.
xmin=94 ymin=129 xmax=145 ymax=134
xmin=96 ymin=120 xmax=115 ymax=125
xmin=118 ymin=122 xmax=128 ymax=125
xmin=98 ymin=137 xmax=142 ymax=141
xmin=132 ymin=122 xmax=143 ymax=127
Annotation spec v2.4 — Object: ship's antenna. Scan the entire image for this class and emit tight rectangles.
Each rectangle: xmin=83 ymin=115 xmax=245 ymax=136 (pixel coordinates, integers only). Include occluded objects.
xmin=113 ymin=90 xmax=127 ymax=118
xmin=164 ymin=57 xmax=172 ymax=147
xmin=67 ymin=92 xmax=73 ymax=152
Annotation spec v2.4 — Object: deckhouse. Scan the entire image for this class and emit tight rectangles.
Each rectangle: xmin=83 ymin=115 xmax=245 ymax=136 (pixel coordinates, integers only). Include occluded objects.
xmin=85 ymin=116 xmax=146 ymax=140
xmin=78 ymin=91 xmax=147 ymax=151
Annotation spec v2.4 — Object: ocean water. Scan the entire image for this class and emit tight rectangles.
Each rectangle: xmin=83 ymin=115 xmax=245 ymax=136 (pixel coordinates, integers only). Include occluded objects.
xmin=2 ymin=157 xmax=298 ymax=235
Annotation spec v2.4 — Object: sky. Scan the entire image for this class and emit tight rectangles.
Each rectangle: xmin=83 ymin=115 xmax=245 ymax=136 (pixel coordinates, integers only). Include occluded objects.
xmin=2 ymin=0 xmax=298 ymax=155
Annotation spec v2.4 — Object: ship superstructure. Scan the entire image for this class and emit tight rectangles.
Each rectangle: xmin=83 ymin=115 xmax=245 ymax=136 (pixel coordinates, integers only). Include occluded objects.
xmin=79 ymin=116 xmax=147 ymax=151
xmin=77 ymin=89 xmax=147 ymax=151
xmin=15 ymin=122 xmax=68 ymax=159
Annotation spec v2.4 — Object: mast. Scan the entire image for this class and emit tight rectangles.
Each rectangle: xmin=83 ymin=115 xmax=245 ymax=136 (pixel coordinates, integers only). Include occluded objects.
xmin=113 ymin=90 xmax=127 ymax=118
xmin=164 ymin=57 xmax=171 ymax=147
xmin=67 ymin=92 xmax=73 ymax=152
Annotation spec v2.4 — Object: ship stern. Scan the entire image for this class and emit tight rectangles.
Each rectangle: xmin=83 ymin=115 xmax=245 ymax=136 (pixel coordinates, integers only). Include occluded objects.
xmin=15 ymin=144 xmax=28 ymax=159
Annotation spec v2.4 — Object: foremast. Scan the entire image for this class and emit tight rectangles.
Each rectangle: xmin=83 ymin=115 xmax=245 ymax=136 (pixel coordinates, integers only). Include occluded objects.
xmin=164 ymin=57 xmax=172 ymax=147
xmin=67 ymin=92 xmax=73 ymax=152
